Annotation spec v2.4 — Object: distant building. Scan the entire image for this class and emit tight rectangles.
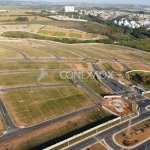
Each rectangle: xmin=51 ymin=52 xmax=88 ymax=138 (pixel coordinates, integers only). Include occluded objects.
xmin=0 ymin=10 xmax=9 ymax=13
xmin=65 ymin=6 xmax=75 ymax=12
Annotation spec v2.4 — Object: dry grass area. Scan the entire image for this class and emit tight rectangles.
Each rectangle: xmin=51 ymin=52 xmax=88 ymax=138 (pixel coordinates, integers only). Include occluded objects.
xmin=0 ymin=42 xmax=53 ymax=58
xmin=19 ymin=40 xmax=45 ymax=48
xmin=0 ymin=47 xmax=22 ymax=59
xmin=89 ymin=46 xmax=137 ymax=62
xmin=0 ymin=108 xmax=112 ymax=150
xmin=125 ymin=63 xmax=150 ymax=70
xmin=115 ymin=119 xmax=150 ymax=147
xmin=99 ymin=62 xmax=124 ymax=73
xmin=0 ymin=72 xmax=69 ymax=88
xmin=0 ymin=113 xmax=5 ymax=135
xmin=87 ymin=143 xmax=108 ymax=150
xmin=0 ymin=61 xmax=91 ymax=71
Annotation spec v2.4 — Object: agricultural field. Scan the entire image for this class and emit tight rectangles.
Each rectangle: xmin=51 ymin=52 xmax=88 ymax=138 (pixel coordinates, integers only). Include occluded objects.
xmin=38 ymin=26 xmax=98 ymax=39
xmin=0 ymin=9 xmax=50 ymax=22
xmin=53 ymin=31 xmax=66 ymax=37
xmin=0 ymin=47 xmax=22 ymax=59
xmin=38 ymin=30 xmax=51 ymax=35
xmin=69 ymin=33 xmax=82 ymax=38
xmin=1 ymin=86 xmax=97 ymax=126
xmin=0 ymin=42 xmax=53 ymax=58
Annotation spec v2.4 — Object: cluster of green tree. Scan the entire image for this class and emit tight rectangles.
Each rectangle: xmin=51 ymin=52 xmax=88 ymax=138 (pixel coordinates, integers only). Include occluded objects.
xmin=10 ymin=15 xmax=31 ymax=16
xmin=16 ymin=17 xmax=29 ymax=21
xmin=1 ymin=31 xmax=113 ymax=44
xmin=131 ymin=27 xmax=150 ymax=38
xmin=129 ymin=72 xmax=150 ymax=88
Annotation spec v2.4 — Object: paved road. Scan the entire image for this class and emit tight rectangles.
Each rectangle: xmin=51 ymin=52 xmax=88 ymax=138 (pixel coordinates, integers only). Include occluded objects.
xmin=74 ymin=71 xmax=103 ymax=105
xmin=66 ymin=99 xmax=150 ymax=150
xmin=91 ymin=63 xmax=130 ymax=95
xmin=0 ymin=98 xmax=18 ymax=130
xmin=1 ymin=83 xmax=74 ymax=92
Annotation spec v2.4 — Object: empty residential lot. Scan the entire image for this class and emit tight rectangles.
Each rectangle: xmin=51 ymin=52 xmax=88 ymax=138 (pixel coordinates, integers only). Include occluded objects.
xmin=1 ymin=86 xmax=96 ymax=126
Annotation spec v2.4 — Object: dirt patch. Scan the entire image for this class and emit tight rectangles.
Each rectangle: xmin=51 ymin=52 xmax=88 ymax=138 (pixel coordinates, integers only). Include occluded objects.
xmin=75 ymin=63 xmax=92 ymax=71
xmin=103 ymin=97 xmax=132 ymax=116
xmin=111 ymin=62 xmax=125 ymax=72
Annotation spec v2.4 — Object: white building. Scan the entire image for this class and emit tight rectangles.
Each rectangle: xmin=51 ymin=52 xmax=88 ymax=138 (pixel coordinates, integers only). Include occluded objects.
xmin=65 ymin=6 xmax=75 ymax=12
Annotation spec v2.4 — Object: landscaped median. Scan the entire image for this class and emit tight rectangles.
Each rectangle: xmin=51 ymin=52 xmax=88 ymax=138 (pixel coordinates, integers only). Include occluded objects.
xmin=1 ymin=31 xmax=113 ymax=44
xmin=114 ymin=118 xmax=150 ymax=148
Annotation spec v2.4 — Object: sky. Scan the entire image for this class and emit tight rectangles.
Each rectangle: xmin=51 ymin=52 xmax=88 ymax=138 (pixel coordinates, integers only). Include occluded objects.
xmin=21 ymin=0 xmax=150 ymax=5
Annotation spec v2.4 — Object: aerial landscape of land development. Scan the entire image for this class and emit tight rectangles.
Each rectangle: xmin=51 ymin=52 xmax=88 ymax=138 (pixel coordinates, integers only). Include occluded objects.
xmin=0 ymin=0 xmax=149 ymax=150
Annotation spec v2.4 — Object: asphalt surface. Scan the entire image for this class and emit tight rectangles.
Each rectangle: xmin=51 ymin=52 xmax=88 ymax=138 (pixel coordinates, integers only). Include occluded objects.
xmin=91 ymin=63 xmax=130 ymax=95
xmin=0 ymin=98 xmax=18 ymax=130
xmin=74 ymin=71 xmax=103 ymax=105
xmin=66 ymin=99 xmax=150 ymax=150
xmin=1 ymin=83 xmax=74 ymax=92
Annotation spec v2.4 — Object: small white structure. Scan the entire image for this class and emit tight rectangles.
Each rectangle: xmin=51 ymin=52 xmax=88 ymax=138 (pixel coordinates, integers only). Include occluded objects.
xmin=65 ymin=6 xmax=75 ymax=12
xmin=114 ymin=20 xmax=117 ymax=24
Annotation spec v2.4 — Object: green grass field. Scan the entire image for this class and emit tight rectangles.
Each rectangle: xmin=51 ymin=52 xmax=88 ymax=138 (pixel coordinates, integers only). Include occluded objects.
xmin=0 ymin=42 xmax=53 ymax=58
xmin=2 ymin=86 xmax=96 ymax=126
xmin=69 ymin=33 xmax=82 ymax=38
xmin=53 ymin=32 xmax=66 ymax=37
xmin=38 ymin=30 xmax=51 ymax=35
